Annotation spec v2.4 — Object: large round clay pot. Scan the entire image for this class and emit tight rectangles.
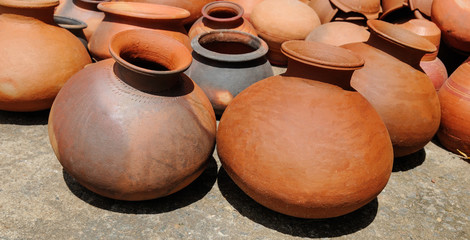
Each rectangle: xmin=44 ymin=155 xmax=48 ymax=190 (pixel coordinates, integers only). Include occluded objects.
xmin=330 ymin=0 xmax=382 ymax=19
xmin=187 ymin=30 xmax=273 ymax=115
xmin=437 ymin=58 xmax=470 ymax=156
xmin=188 ymin=1 xmax=257 ymax=40
xmin=49 ymin=29 xmax=217 ymax=201
xmin=342 ymin=20 xmax=441 ymax=157
xmin=432 ymin=0 xmax=470 ymax=54
xmin=0 ymin=0 xmax=91 ymax=112
xmin=305 ymin=21 xmax=370 ymax=46
xmin=54 ymin=0 xmax=108 ymax=41
xmin=217 ymin=40 xmax=393 ymax=219
xmin=89 ymin=1 xmax=191 ymax=60
xmin=250 ymin=0 xmax=321 ymax=66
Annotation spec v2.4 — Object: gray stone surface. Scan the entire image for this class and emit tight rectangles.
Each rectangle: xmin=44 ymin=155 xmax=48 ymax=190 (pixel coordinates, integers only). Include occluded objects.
xmin=0 ymin=67 xmax=469 ymax=239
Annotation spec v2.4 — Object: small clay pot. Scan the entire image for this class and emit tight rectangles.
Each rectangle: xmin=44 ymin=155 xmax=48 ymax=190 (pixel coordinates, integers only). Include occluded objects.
xmin=330 ymin=0 xmax=382 ymax=19
xmin=305 ymin=21 xmax=370 ymax=46
xmin=54 ymin=15 xmax=88 ymax=49
xmin=187 ymin=30 xmax=273 ymax=115
xmin=307 ymin=0 xmax=339 ymax=24
xmin=188 ymin=1 xmax=257 ymax=40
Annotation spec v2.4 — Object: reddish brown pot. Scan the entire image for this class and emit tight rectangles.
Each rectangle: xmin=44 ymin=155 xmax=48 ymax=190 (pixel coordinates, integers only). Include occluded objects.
xmin=0 ymin=0 xmax=91 ymax=112
xmin=89 ymin=1 xmax=191 ymax=60
xmin=437 ymin=58 xmax=470 ymax=156
xmin=217 ymin=40 xmax=393 ymax=219
xmin=342 ymin=20 xmax=441 ymax=157
xmin=305 ymin=21 xmax=370 ymax=46
xmin=188 ymin=1 xmax=256 ymax=40
xmin=55 ymin=0 xmax=108 ymax=41
xmin=409 ymin=0 xmax=433 ymax=17
xmin=49 ymin=29 xmax=216 ymax=201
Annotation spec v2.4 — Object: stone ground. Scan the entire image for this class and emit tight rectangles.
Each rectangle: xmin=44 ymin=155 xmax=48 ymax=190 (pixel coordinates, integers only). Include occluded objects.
xmin=0 ymin=67 xmax=469 ymax=239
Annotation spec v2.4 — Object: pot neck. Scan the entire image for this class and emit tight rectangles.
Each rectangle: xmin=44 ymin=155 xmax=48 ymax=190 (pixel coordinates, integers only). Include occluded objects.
xmin=0 ymin=3 xmax=56 ymax=24
xmin=201 ymin=1 xmax=244 ymax=29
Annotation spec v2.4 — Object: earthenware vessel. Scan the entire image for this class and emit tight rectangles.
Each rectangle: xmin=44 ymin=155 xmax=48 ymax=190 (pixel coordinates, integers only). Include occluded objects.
xmin=409 ymin=0 xmax=433 ymax=17
xmin=305 ymin=21 xmax=370 ymax=46
xmin=54 ymin=15 xmax=88 ymax=48
xmin=222 ymin=0 xmax=263 ymax=22
xmin=49 ymin=29 xmax=216 ymax=201
xmin=0 ymin=0 xmax=91 ymax=111
xmin=188 ymin=1 xmax=257 ymax=40
xmin=381 ymin=0 xmax=408 ymax=19
xmin=307 ymin=0 xmax=338 ymax=24
xmin=330 ymin=0 xmax=382 ymax=19
xmin=217 ymin=40 xmax=393 ymax=219
xmin=342 ymin=20 xmax=441 ymax=157
xmin=89 ymin=1 xmax=191 ymax=60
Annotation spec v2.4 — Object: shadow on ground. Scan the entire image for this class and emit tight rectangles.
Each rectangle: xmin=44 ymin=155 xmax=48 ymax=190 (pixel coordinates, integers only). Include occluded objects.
xmin=63 ymin=157 xmax=218 ymax=214
xmin=0 ymin=109 xmax=49 ymax=125
xmin=393 ymin=148 xmax=426 ymax=172
xmin=432 ymin=136 xmax=470 ymax=164
xmin=217 ymin=168 xmax=378 ymax=238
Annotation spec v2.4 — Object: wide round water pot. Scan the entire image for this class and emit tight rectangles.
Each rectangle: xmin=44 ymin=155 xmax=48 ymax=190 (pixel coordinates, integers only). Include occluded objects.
xmin=217 ymin=40 xmax=393 ymax=219
xmin=49 ymin=29 xmax=217 ymax=201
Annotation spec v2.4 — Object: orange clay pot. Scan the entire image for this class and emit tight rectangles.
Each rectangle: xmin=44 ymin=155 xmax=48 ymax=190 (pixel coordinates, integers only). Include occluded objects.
xmin=305 ymin=21 xmax=370 ymax=46
xmin=342 ymin=20 xmax=441 ymax=157
xmin=217 ymin=40 xmax=393 ymax=219
xmin=221 ymin=0 xmax=263 ymax=22
xmin=0 ymin=0 xmax=91 ymax=112
xmin=49 ymin=29 xmax=216 ymax=201
xmin=89 ymin=1 xmax=191 ymax=60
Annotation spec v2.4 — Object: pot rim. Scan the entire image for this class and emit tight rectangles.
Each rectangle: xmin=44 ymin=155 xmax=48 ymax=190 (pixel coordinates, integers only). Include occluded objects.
xmin=0 ymin=0 xmax=58 ymax=8
xmin=54 ymin=15 xmax=87 ymax=30
xmin=202 ymin=1 xmax=244 ymax=23
xmin=98 ymin=2 xmax=190 ymax=20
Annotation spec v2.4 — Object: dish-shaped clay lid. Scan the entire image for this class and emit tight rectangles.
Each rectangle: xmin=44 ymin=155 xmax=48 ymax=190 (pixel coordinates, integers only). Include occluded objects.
xmin=0 ymin=0 xmax=59 ymax=8
xmin=330 ymin=0 xmax=381 ymax=19
xmin=98 ymin=2 xmax=190 ymax=20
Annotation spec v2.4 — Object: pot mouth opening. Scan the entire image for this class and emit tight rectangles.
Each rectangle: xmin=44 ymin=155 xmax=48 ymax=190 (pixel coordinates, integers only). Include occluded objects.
xmin=0 ymin=0 xmax=59 ymax=8
xmin=203 ymin=1 xmax=243 ymax=22
xmin=98 ymin=2 xmax=190 ymax=20
xmin=281 ymin=40 xmax=364 ymax=70
xmin=54 ymin=15 xmax=87 ymax=29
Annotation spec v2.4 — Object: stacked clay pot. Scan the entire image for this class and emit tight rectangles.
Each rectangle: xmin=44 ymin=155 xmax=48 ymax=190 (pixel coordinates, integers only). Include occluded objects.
xmin=49 ymin=29 xmax=216 ymax=201
xmin=217 ymin=40 xmax=393 ymax=218
xmin=0 ymin=0 xmax=91 ymax=111
xmin=342 ymin=20 xmax=441 ymax=157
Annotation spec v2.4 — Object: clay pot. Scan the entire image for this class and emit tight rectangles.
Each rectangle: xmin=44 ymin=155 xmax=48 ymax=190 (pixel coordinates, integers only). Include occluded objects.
xmin=221 ymin=0 xmax=263 ymax=22
xmin=380 ymin=0 xmax=408 ymax=19
xmin=342 ymin=20 xmax=441 ymax=157
xmin=0 ymin=0 xmax=91 ymax=112
xmin=54 ymin=15 xmax=88 ymax=48
xmin=187 ymin=30 xmax=273 ymax=115
xmin=409 ymin=0 xmax=433 ymax=17
xmin=437 ymin=58 xmax=470 ymax=156
xmin=88 ymin=1 xmax=191 ymax=61
xmin=188 ymin=1 xmax=257 ymax=40
xmin=432 ymin=0 xmax=470 ymax=54
xmin=307 ymin=0 xmax=338 ymax=24
xmin=305 ymin=21 xmax=370 ymax=46
xmin=420 ymin=57 xmax=448 ymax=90
xmin=54 ymin=0 xmax=107 ymax=41
xmin=217 ymin=40 xmax=393 ymax=219
xmin=250 ymin=0 xmax=321 ymax=66
xmin=330 ymin=0 xmax=382 ymax=19
xmin=49 ymin=29 xmax=217 ymax=201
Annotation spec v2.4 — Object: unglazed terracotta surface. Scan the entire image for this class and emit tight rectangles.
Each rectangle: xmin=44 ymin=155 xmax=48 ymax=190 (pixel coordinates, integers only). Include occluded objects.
xmin=409 ymin=0 xmax=433 ymax=17
xmin=330 ymin=0 xmax=382 ymax=19
xmin=221 ymin=0 xmax=263 ymax=22
xmin=305 ymin=21 xmax=370 ymax=46
xmin=308 ymin=0 xmax=339 ymax=24
xmin=217 ymin=40 xmax=393 ymax=219
xmin=380 ymin=0 xmax=408 ymax=19
xmin=49 ymin=29 xmax=216 ymax=201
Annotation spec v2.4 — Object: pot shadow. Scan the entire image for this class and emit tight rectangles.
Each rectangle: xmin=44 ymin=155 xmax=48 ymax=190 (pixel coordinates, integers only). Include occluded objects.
xmin=217 ymin=168 xmax=379 ymax=238
xmin=0 ymin=109 xmax=49 ymax=125
xmin=392 ymin=148 xmax=426 ymax=172
xmin=431 ymin=136 xmax=470 ymax=164
xmin=63 ymin=156 xmax=218 ymax=214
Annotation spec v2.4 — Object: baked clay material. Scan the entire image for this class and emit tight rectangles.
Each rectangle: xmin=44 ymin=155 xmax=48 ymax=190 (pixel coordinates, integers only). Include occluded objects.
xmin=188 ymin=1 xmax=257 ymax=40
xmin=308 ymin=0 xmax=339 ymax=24
xmin=49 ymin=29 xmax=216 ymax=201
xmin=54 ymin=15 xmax=88 ymax=48
xmin=342 ymin=20 xmax=441 ymax=157
xmin=89 ymin=1 xmax=191 ymax=60
xmin=217 ymin=40 xmax=393 ymax=219
xmin=0 ymin=0 xmax=91 ymax=111
xmin=223 ymin=0 xmax=263 ymax=22
xmin=420 ymin=57 xmax=448 ymax=90
xmin=380 ymin=0 xmax=408 ymax=19
xmin=187 ymin=30 xmax=273 ymax=115
xmin=409 ymin=0 xmax=432 ymax=17
xmin=330 ymin=0 xmax=382 ymax=19
xmin=305 ymin=21 xmax=370 ymax=46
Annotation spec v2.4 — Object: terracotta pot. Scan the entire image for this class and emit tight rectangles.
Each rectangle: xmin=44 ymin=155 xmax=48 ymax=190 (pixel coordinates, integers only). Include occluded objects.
xmin=420 ymin=57 xmax=448 ymax=90
xmin=54 ymin=15 xmax=88 ymax=49
xmin=187 ymin=30 xmax=273 ymax=115
xmin=330 ymin=0 xmax=382 ymax=19
xmin=250 ymin=0 xmax=321 ymax=66
xmin=305 ymin=21 xmax=370 ymax=46
xmin=49 ymin=29 xmax=217 ymax=201
xmin=307 ymin=0 xmax=338 ymax=24
xmin=88 ymin=1 xmax=191 ymax=61
xmin=188 ymin=1 xmax=257 ymax=40
xmin=217 ymin=40 xmax=393 ymax=219
xmin=221 ymin=0 xmax=263 ymax=22
xmin=409 ymin=0 xmax=433 ymax=17
xmin=437 ymin=58 xmax=470 ymax=155
xmin=380 ymin=0 xmax=408 ymax=19
xmin=0 ymin=0 xmax=91 ymax=112
xmin=432 ymin=0 xmax=470 ymax=54
xmin=55 ymin=0 xmax=107 ymax=41
xmin=342 ymin=20 xmax=440 ymax=157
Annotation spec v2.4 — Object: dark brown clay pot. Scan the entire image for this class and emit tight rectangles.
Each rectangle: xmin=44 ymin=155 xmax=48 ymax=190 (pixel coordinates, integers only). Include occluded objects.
xmin=342 ymin=20 xmax=441 ymax=157
xmin=186 ymin=30 xmax=273 ymax=115
xmin=437 ymin=58 xmax=470 ymax=156
xmin=49 ymin=29 xmax=216 ymax=201
xmin=305 ymin=21 xmax=370 ymax=46
xmin=188 ymin=1 xmax=257 ymax=40
xmin=88 ymin=1 xmax=191 ymax=60
xmin=217 ymin=40 xmax=393 ymax=219
xmin=0 ymin=0 xmax=91 ymax=112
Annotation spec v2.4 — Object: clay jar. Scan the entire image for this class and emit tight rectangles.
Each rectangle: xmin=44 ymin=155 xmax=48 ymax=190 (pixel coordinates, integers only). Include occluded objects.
xmin=188 ymin=1 xmax=257 ymax=40
xmin=89 ymin=1 xmax=191 ymax=60
xmin=432 ymin=0 xmax=470 ymax=54
xmin=217 ymin=40 xmax=393 ymax=219
xmin=0 ymin=0 xmax=91 ymax=112
xmin=342 ymin=20 xmax=441 ymax=157
xmin=55 ymin=0 xmax=107 ymax=41
xmin=437 ymin=58 xmax=470 ymax=156
xmin=250 ymin=0 xmax=320 ymax=65
xmin=187 ymin=30 xmax=273 ymax=115
xmin=305 ymin=21 xmax=370 ymax=46
xmin=49 ymin=29 xmax=217 ymax=201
